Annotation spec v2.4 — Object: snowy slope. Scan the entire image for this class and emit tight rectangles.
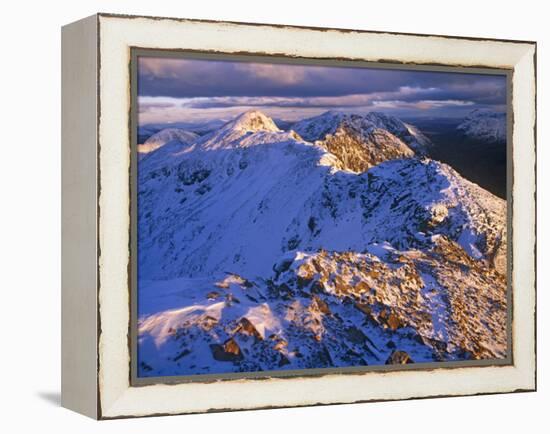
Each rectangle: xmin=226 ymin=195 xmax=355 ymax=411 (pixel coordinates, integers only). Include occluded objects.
xmin=457 ymin=110 xmax=506 ymax=143
xmin=139 ymin=237 xmax=506 ymax=376
xmin=137 ymin=110 xmax=507 ymax=377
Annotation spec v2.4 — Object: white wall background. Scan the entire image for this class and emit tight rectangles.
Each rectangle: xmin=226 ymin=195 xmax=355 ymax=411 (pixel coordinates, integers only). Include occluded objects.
xmin=0 ymin=0 xmax=546 ymax=432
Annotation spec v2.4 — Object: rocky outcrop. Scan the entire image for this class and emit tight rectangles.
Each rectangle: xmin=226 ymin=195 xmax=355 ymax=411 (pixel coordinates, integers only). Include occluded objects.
xmin=317 ymin=124 xmax=414 ymax=172
xmin=293 ymin=111 xmax=431 ymax=156
xmin=386 ymin=350 xmax=414 ymax=365
xmin=138 ymin=232 xmax=507 ymax=376
xmin=210 ymin=338 xmax=243 ymax=362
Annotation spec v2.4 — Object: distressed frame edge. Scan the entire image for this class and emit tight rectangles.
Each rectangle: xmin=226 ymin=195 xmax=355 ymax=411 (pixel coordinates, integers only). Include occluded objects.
xmin=94 ymin=11 xmax=537 ymax=46
xmin=95 ymin=14 xmax=537 ymax=419
xmin=61 ymin=13 xmax=100 ymax=420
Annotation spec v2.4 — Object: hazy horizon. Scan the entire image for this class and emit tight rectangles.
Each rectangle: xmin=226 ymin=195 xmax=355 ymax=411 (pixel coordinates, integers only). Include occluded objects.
xmin=137 ymin=56 xmax=507 ymax=126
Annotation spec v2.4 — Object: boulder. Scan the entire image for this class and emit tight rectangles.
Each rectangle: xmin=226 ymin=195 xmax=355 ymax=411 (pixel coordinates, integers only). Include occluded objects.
xmin=312 ymin=295 xmax=331 ymax=315
xmin=237 ymin=317 xmax=263 ymax=340
xmin=206 ymin=291 xmax=221 ymax=300
xmin=378 ymin=309 xmax=403 ymax=330
xmin=210 ymin=338 xmax=243 ymax=362
xmin=387 ymin=313 xmax=403 ymax=331
xmin=385 ymin=350 xmax=414 ymax=365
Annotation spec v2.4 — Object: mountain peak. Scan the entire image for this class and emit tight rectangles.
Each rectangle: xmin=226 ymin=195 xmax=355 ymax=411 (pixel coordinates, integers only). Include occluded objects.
xmin=291 ymin=111 xmax=422 ymax=172
xmin=195 ymin=110 xmax=297 ymax=151
xmin=227 ymin=110 xmax=280 ymax=134
xmin=291 ymin=110 xmax=430 ymax=152
xmin=291 ymin=111 xmax=346 ymax=142
xmin=320 ymin=109 xmax=345 ymax=118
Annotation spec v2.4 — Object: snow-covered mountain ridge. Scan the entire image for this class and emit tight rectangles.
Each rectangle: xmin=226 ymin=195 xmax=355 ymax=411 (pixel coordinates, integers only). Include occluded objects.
xmin=136 ymin=109 xmax=507 ymax=377
xmin=456 ymin=109 xmax=506 ymax=143
xmin=289 ymin=111 xmax=432 ymax=172
xmin=293 ymin=111 xmax=431 ymax=152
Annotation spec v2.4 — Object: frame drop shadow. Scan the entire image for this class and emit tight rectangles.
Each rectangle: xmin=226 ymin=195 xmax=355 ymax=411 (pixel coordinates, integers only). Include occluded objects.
xmin=37 ymin=391 xmax=61 ymax=407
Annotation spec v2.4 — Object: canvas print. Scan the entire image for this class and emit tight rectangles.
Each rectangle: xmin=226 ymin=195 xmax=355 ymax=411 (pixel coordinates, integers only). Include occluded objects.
xmin=135 ymin=55 xmax=508 ymax=379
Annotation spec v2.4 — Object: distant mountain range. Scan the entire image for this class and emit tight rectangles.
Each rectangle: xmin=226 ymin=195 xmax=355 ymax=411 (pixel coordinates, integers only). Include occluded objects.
xmin=136 ymin=109 xmax=508 ymax=377
xmin=138 ymin=128 xmax=198 ymax=156
xmin=456 ymin=109 xmax=506 ymax=143
xmin=138 ymin=118 xmax=229 ymax=144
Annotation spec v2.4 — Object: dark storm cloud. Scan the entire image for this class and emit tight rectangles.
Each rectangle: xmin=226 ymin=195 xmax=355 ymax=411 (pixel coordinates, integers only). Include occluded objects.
xmin=138 ymin=57 xmax=410 ymax=98
xmin=138 ymin=57 xmax=507 ymax=107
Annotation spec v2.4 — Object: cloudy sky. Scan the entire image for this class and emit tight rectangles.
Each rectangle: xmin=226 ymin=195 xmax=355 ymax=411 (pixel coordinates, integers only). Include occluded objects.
xmin=138 ymin=56 xmax=507 ymax=126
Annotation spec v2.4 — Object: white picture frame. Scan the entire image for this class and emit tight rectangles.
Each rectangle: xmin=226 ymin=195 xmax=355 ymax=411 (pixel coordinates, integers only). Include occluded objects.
xmin=61 ymin=13 xmax=536 ymax=419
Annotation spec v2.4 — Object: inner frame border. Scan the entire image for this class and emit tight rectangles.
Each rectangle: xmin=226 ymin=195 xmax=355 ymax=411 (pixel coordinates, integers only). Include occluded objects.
xmin=128 ymin=47 xmax=514 ymax=387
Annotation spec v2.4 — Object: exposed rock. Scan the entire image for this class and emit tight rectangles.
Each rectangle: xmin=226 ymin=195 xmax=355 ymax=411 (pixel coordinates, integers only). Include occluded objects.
xmin=201 ymin=315 xmax=218 ymax=331
xmin=224 ymin=293 xmax=240 ymax=306
xmin=427 ymin=204 xmax=449 ymax=228
xmin=278 ymin=354 xmax=291 ymax=367
xmin=386 ymin=313 xmax=403 ymax=331
xmin=271 ymin=244 xmax=507 ymax=360
xmin=273 ymin=339 xmax=288 ymax=352
xmin=385 ymin=350 xmax=414 ymax=365
xmin=354 ymin=302 xmax=373 ymax=317
xmin=311 ymin=295 xmax=331 ymax=315
xmin=236 ymin=317 xmax=263 ymax=340
xmin=292 ymin=111 xmax=431 ymax=155
xmin=379 ymin=309 xmax=403 ymax=330
xmin=491 ymin=236 xmax=507 ymax=276
xmin=215 ymin=273 xmax=250 ymax=289
xmin=318 ymin=124 xmax=415 ymax=173
xmin=206 ymin=291 xmax=221 ymax=300
xmin=210 ymin=338 xmax=243 ymax=362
